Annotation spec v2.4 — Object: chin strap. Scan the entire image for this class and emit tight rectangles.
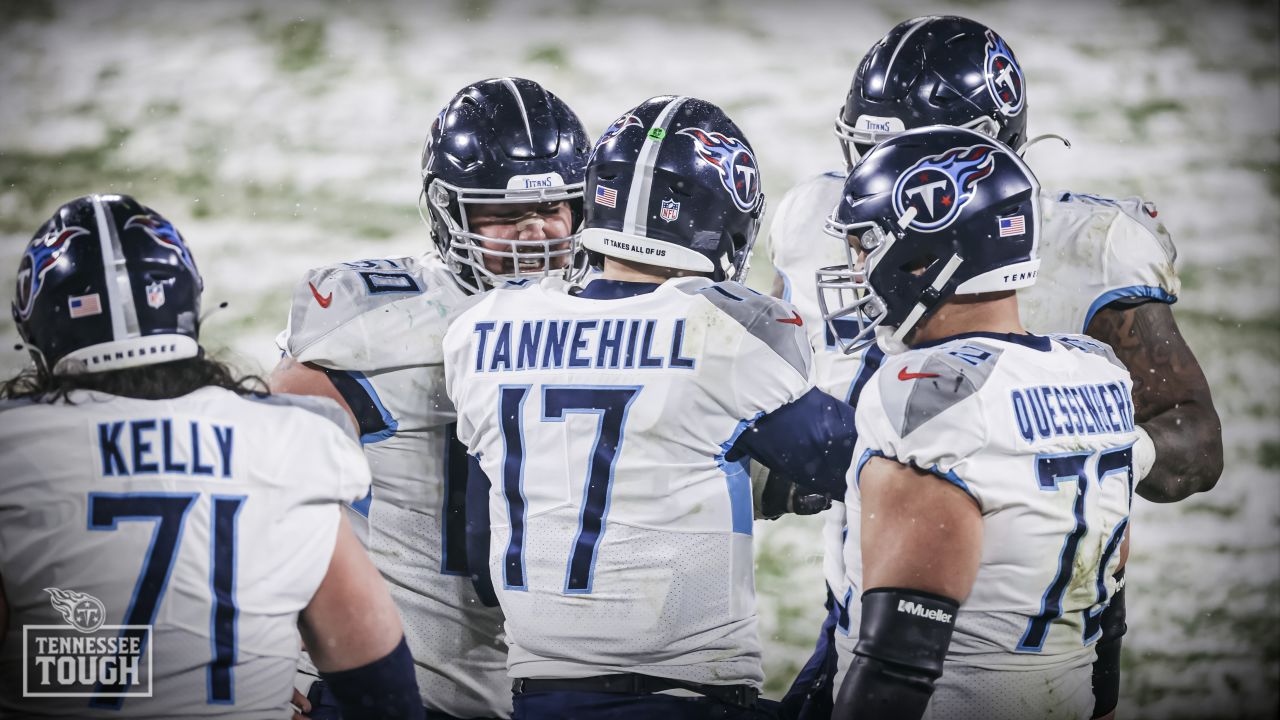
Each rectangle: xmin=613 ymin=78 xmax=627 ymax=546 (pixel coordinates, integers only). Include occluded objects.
xmin=890 ymin=254 xmax=965 ymax=346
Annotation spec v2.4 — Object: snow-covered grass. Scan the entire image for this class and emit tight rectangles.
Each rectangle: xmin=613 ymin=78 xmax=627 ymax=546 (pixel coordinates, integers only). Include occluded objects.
xmin=1 ymin=1 xmax=1276 ymax=716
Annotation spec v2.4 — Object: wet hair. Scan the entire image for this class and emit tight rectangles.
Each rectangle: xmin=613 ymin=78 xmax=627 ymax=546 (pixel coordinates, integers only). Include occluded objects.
xmin=1 ymin=355 xmax=268 ymax=403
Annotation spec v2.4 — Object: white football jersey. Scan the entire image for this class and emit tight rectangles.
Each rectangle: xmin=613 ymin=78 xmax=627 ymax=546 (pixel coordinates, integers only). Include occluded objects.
xmin=278 ymin=255 xmax=509 ymax=719
xmin=834 ymin=333 xmax=1137 ymax=720
xmin=444 ymin=277 xmax=814 ymax=689
xmin=767 ymin=171 xmax=1180 ymax=620
xmin=0 ymin=388 xmax=369 ymax=719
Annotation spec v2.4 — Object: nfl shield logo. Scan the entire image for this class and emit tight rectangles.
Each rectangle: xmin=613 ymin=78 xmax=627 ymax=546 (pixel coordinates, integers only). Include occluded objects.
xmin=660 ymin=198 xmax=680 ymax=223
xmin=146 ymin=281 xmax=166 ymax=309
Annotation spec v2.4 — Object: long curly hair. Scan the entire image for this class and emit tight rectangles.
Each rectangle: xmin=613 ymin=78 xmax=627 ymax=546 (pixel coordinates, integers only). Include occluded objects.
xmin=1 ymin=355 xmax=268 ymax=402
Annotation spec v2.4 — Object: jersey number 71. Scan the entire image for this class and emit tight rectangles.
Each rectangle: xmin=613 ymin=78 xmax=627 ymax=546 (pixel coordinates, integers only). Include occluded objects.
xmin=86 ymin=492 xmax=242 ymax=709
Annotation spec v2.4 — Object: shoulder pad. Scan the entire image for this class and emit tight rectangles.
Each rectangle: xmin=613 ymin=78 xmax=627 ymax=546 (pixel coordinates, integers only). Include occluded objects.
xmin=284 ymin=256 xmax=474 ymax=370
xmin=675 ymin=279 xmax=810 ymax=376
xmin=1050 ymin=191 xmax=1175 ymax=262
xmin=877 ymin=342 xmax=1004 ymax=437
xmin=1049 ymin=334 xmax=1126 ymax=370
xmin=771 ymin=172 xmax=845 ymax=234
xmin=245 ymin=393 xmax=357 ymax=441
xmin=769 ymin=172 xmax=848 ymax=270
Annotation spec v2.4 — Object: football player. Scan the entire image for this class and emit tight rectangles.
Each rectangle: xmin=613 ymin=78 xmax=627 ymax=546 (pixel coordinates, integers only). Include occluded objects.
xmin=443 ymin=96 xmax=855 ymax=720
xmin=770 ymin=17 xmax=1222 ymax=719
xmin=823 ymin=127 xmax=1135 ymax=720
xmin=268 ymin=77 xmax=591 ymax=720
xmin=0 ymin=195 xmax=421 ymax=719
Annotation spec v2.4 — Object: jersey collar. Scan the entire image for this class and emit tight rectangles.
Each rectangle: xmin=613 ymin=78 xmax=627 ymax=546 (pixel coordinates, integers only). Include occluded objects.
xmin=911 ymin=331 xmax=1052 ymax=353
xmin=575 ymin=279 xmax=662 ymax=300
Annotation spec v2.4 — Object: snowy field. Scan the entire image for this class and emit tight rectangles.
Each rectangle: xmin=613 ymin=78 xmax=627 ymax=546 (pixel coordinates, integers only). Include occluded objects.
xmin=1 ymin=0 xmax=1277 ymax=717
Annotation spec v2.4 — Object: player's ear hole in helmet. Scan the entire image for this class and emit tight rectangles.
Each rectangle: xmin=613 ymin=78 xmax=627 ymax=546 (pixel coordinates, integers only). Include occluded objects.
xmin=833 ymin=15 xmax=1030 ymax=170
xmin=580 ymin=96 xmax=766 ymax=283
xmin=817 ymin=125 xmax=1041 ymax=354
xmin=4 ymin=194 xmax=265 ymax=402
xmin=419 ymin=77 xmax=593 ymax=293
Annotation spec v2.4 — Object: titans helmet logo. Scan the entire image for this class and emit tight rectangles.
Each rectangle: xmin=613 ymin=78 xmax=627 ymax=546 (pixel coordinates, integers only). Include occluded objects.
xmin=892 ymin=145 xmax=998 ymax=233
xmin=15 ymin=225 xmax=90 ymax=320
xmin=590 ymin=113 xmax=644 ymax=161
xmin=124 ymin=214 xmax=198 ymax=274
xmin=677 ymin=128 xmax=760 ymax=212
xmin=984 ymin=30 xmax=1025 ymax=117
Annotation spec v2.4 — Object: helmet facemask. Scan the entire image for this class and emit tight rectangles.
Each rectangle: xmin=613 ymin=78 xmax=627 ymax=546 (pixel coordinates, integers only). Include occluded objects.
xmin=817 ymin=209 xmax=968 ymax=355
xmin=817 ymin=216 xmax=892 ymax=354
xmin=422 ymin=177 xmax=588 ymax=293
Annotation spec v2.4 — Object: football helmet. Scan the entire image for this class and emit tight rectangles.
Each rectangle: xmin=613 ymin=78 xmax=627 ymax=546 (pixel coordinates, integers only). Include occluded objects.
xmin=13 ymin=194 xmax=203 ymax=374
xmin=581 ymin=96 xmax=765 ymax=282
xmin=421 ymin=77 xmax=592 ymax=293
xmin=817 ymin=126 xmax=1040 ymax=354
xmin=834 ymin=16 xmax=1029 ymax=168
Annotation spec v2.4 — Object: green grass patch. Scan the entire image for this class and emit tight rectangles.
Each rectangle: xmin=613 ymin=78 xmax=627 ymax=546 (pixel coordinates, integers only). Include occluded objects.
xmin=1182 ymin=502 xmax=1244 ymax=519
xmin=275 ymin=18 xmax=327 ymax=73
xmin=525 ymin=44 xmax=568 ymax=66
xmin=455 ymin=0 xmax=494 ymax=21
xmin=0 ymin=0 xmax=56 ymax=26
xmin=1257 ymin=440 xmax=1280 ymax=470
xmin=1123 ymin=98 xmax=1186 ymax=135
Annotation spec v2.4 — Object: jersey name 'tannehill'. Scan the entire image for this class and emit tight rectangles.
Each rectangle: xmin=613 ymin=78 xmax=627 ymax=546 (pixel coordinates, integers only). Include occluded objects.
xmin=444 ymin=276 xmax=813 ymax=689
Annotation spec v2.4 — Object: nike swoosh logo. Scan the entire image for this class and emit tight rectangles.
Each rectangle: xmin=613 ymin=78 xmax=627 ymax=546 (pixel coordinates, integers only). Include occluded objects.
xmin=309 ymin=282 xmax=333 ymax=309
xmin=898 ymin=367 xmax=941 ymax=381
xmin=776 ymin=312 xmax=804 ymax=326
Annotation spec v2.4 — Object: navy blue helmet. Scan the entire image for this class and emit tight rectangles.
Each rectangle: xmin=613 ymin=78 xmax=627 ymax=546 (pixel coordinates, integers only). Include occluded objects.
xmin=817 ymin=126 xmax=1040 ymax=353
xmin=581 ymin=96 xmax=765 ymax=282
xmin=13 ymin=194 xmax=203 ymax=374
xmin=421 ymin=77 xmax=592 ymax=292
xmin=834 ymin=16 xmax=1029 ymax=168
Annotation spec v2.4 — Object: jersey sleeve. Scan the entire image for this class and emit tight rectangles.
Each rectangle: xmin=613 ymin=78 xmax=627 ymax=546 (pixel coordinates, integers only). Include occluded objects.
xmin=278 ymin=256 xmax=479 ymax=439
xmin=764 ymin=173 xmax=848 ymax=350
xmin=692 ymin=280 xmax=814 ymax=419
xmin=1097 ymin=195 xmax=1179 ymax=310
xmin=442 ymin=295 xmax=495 ymax=449
xmin=1051 ymin=193 xmax=1181 ymax=329
xmin=248 ymin=394 xmax=372 ymax=503
xmin=854 ymin=344 xmax=998 ymax=510
xmin=280 ymin=256 xmax=463 ymax=371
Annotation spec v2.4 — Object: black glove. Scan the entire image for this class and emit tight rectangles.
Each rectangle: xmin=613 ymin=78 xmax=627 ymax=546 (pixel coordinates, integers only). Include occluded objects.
xmin=760 ymin=470 xmax=832 ymax=520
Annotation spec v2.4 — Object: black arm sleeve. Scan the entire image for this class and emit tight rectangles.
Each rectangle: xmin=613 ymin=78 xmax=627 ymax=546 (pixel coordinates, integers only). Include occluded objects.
xmin=833 ymin=588 xmax=959 ymax=720
xmin=465 ymin=455 xmax=499 ymax=607
xmin=732 ymin=387 xmax=856 ymax=497
xmin=320 ymin=636 xmax=425 ymax=720
xmin=1091 ymin=569 xmax=1127 ymax=718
